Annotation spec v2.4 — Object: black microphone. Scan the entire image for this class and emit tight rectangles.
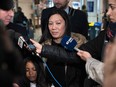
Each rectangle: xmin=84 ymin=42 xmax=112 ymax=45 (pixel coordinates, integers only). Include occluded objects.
xmin=7 ymin=29 xmax=36 ymax=51
xmin=61 ymin=35 xmax=80 ymax=51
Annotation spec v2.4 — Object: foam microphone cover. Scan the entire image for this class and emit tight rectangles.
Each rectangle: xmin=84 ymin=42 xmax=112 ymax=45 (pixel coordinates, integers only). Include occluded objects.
xmin=61 ymin=35 xmax=77 ymax=51
xmin=7 ymin=29 xmax=21 ymax=41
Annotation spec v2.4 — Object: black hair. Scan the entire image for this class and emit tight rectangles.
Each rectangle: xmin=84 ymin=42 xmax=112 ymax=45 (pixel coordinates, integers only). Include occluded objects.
xmin=23 ymin=57 xmax=47 ymax=87
xmin=0 ymin=0 xmax=14 ymax=11
xmin=39 ymin=8 xmax=71 ymax=43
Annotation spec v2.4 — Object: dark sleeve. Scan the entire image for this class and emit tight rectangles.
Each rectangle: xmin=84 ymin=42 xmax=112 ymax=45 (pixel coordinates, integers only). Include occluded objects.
xmin=80 ymin=31 xmax=105 ymax=61
xmin=7 ymin=22 xmax=28 ymax=39
xmin=71 ymin=10 xmax=89 ymax=39
xmin=80 ymin=12 xmax=89 ymax=39
xmin=40 ymin=45 xmax=85 ymax=64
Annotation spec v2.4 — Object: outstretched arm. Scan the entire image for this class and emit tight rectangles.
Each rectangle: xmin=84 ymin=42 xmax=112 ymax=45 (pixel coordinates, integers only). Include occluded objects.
xmin=77 ymin=50 xmax=104 ymax=85
xmin=30 ymin=39 xmax=84 ymax=64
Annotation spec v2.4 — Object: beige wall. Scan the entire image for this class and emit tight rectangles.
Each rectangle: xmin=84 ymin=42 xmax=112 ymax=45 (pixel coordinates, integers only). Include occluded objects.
xmin=18 ymin=0 xmax=33 ymax=19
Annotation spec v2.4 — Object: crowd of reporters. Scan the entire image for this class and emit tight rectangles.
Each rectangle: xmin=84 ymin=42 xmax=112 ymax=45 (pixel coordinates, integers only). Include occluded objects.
xmin=0 ymin=0 xmax=116 ymax=87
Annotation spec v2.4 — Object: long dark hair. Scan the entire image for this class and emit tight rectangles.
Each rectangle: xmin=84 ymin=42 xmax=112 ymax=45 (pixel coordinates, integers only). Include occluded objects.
xmin=22 ymin=57 xmax=47 ymax=87
xmin=39 ymin=9 xmax=71 ymax=43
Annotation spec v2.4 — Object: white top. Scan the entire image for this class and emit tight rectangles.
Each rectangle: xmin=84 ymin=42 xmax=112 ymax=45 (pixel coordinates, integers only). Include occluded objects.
xmin=86 ymin=57 xmax=104 ymax=85
xmin=30 ymin=82 xmax=36 ymax=87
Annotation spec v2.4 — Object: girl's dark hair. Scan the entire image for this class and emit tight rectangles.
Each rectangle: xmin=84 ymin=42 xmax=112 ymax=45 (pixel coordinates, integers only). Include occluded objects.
xmin=39 ymin=9 xmax=71 ymax=43
xmin=23 ymin=57 xmax=47 ymax=87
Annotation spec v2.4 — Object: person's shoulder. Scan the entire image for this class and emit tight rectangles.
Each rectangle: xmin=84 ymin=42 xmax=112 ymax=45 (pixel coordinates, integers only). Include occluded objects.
xmin=7 ymin=22 xmax=28 ymax=37
xmin=7 ymin=22 xmax=25 ymax=29
xmin=42 ymin=7 xmax=55 ymax=12
xmin=69 ymin=7 xmax=86 ymax=15
xmin=76 ymin=9 xmax=86 ymax=15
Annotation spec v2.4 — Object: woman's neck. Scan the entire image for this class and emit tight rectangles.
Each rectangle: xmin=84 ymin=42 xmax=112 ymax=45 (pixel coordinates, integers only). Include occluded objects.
xmin=53 ymin=38 xmax=62 ymax=44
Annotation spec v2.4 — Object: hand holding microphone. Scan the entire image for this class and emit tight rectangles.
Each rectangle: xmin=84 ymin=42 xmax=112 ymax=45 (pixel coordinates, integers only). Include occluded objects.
xmin=30 ymin=39 xmax=42 ymax=54
xmin=61 ymin=35 xmax=92 ymax=61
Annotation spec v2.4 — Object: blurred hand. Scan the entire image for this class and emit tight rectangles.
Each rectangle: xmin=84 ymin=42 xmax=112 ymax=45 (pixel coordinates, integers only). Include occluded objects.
xmin=77 ymin=50 xmax=92 ymax=61
xmin=30 ymin=39 xmax=42 ymax=54
xmin=103 ymin=38 xmax=116 ymax=87
xmin=13 ymin=83 xmax=20 ymax=87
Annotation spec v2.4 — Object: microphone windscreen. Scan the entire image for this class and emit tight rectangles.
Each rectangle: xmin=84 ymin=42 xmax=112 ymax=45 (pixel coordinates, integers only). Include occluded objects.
xmin=14 ymin=32 xmax=21 ymax=40
xmin=61 ymin=36 xmax=77 ymax=51
xmin=7 ymin=29 xmax=21 ymax=41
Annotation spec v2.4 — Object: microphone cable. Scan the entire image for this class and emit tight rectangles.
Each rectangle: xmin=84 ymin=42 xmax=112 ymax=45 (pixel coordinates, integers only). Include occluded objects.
xmin=36 ymin=53 xmax=62 ymax=87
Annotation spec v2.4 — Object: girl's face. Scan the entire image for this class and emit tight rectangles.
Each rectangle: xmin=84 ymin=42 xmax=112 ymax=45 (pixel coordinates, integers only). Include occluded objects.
xmin=48 ymin=14 xmax=66 ymax=43
xmin=26 ymin=61 xmax=37 ymax=82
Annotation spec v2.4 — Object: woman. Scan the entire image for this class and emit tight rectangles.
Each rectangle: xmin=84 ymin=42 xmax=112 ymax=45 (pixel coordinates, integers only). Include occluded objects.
xmin=30 ymin=9 xmax=86 ymax=87
xmin=14 ymin=57 xmax=48 ymax=87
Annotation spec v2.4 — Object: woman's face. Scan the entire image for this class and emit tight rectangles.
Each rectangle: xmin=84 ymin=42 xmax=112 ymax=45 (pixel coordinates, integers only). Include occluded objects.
xmin=26 ymin=61 xmax=37 ymax=82
xmin=48 ymin=14 xmax=66 ymax=41
xmin=107 ymin=0 xmax=116 ymax=22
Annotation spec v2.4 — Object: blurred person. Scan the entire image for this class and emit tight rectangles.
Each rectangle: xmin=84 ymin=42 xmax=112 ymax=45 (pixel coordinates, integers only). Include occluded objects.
xmin=103 ymin=37 xmax=116 ymax=87
xmin=0 ymin=0 xmax=28 ymax=39
xmin=13 ymin=57 xmax=48 ymax=87
xmin=13 ymin=7 xmax=28 ymax=27
xmin=0 ymin=20 xmax=23 ymax=87
xmin=102 ymin=1 xmax=116 ymax=85
xmin=0 ymin=0 xmax=34 ymax=59
xmin=27 ymin=19 xmax=34 ymax=39
xmin=82 ymin=5 xmax=88 ymax=18
xmin=41 ymin=0 xmax=89 ymax=39
xmin=75 ymin=0 xmax=116 ymax=86
xmin=30 ymin=9 xmax=87 ymax=87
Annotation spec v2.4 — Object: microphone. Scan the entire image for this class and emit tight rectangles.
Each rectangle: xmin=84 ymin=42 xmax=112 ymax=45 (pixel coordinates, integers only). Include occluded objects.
xmin=17 ymin=34 xmax=36 ymax=52
xmin=61 ymin=35 xmax=80 ymax=51
xmin=7 ymin=29 xmax=36 ymax=52
xmin=18 ymin=35 xmax=28 ymax=48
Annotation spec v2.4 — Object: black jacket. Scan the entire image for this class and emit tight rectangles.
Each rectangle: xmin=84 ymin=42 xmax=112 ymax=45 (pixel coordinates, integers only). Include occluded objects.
xmin=41 ymin=7 xmax=89 ymax=39
xmin=6 ymin=22 xmax=32 ymax=59
xmin=40 ymin=43 xmax=86 ymax=87
xmin=7 ymin=22 xmax=28 ymax=39
xmin=80 ymin=30 xmax=107 ymax=61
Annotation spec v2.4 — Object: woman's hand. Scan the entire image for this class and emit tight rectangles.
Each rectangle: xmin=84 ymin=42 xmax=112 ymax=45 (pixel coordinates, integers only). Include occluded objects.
xmin=77 ymin=50 xmax=92 ymax=61
xmin=30 ymin=39 xmax=42 ymax=54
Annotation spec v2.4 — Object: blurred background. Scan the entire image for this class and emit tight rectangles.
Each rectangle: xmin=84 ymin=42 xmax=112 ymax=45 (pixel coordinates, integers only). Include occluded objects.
xmin=13 ymin=0 xmax=108 ymax=41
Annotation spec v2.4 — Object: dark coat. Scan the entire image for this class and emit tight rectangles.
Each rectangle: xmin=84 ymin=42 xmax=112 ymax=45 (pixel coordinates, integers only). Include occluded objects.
xmin=80 ymin=30 xmax=107 ymax=61
xmin=41 ymin=7 xmax=89 ymax=39
xmin=80 ymin=30 xmax=108 ymax=87
xmin=6 ymin=22 xmax=31 ymax=58
xmin=41 ymin=44 xmax=86 ymax=87
xmin=40 ymin=33 xmax=87 ymax=87
xmin=0 ymin=20 xmax=23 ymax=87
xmin=7 ymin=22 xmax=28 ymax=39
